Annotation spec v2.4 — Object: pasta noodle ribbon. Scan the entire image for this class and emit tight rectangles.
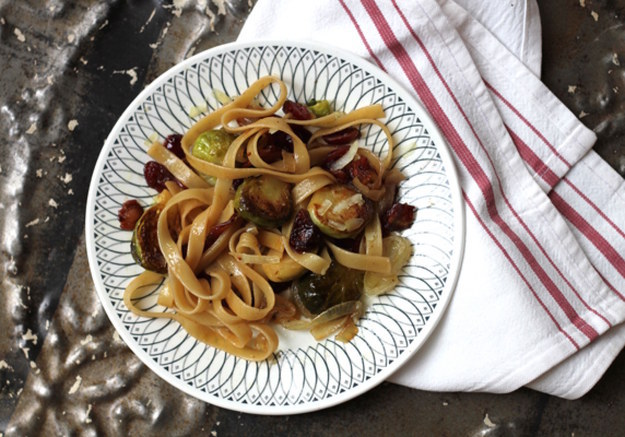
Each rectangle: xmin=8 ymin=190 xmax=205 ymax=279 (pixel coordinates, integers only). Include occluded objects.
xmin=123 ymin=75 xmax=412 ymax=361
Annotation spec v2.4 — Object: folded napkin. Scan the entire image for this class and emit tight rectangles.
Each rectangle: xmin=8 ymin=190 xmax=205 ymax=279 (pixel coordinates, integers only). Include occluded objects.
xmin=238 ymin=0 xmax=625 ymax=399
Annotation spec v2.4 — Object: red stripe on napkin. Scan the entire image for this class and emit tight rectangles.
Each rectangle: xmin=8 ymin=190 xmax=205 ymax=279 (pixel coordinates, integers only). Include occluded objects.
xmin=463 ymin=192 xmax=580 ymax=348
xmin=506 ymin=127 xmax=560 ymax=189
xmin=338 ymin=0 xmax=385 ymax=70
xmin=550 ymin=191 xmax=625 ymax=282
xmin=563 ymin=178 xmax=625 ymax=242
xmin=485 ymin=81 xmax=572 ymax=169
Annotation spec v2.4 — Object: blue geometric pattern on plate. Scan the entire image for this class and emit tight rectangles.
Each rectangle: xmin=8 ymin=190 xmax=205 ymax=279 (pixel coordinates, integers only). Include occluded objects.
xmin=86 ymin=41 xmax=463 ymax=415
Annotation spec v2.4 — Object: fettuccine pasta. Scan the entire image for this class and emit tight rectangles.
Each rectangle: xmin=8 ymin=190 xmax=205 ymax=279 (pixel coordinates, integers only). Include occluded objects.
xmin=120 ymin=76 xmax=416 ymax=361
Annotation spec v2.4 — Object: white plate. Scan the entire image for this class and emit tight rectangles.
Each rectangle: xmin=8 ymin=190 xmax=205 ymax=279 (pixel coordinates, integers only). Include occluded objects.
xmin=85 ymin=41 xmax=464 ymax=415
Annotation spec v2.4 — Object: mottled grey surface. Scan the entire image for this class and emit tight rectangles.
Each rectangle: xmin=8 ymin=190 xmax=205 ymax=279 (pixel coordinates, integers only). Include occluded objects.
xmin=2 ymin=0 xmax=625 ymax=435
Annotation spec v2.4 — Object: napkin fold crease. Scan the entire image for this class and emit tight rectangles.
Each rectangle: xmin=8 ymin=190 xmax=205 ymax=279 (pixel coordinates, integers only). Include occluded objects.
xmin=239 ymin=0 xmax=625 ymax=399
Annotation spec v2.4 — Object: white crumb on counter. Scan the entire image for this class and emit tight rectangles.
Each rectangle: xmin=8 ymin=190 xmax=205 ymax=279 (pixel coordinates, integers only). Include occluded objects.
xmin=48 ymin=198 xmax=58 ymax=208
xmin=85 ymin=404 xmax=93 ymax=423
xmin=35 ymin=168 xmax=43 ymax=178
xmin=22 ymin=329 xmax=38 ymax=345
xmin=568 ymin=85 xmax=577 ymax=93
xmin=591 ymin=10 xmax=598 ymax=21
xmin=0 ymin=360 xmax=13 ymax=370
xmin=613 ymin=53 xmax=620 ymax=66
xmin=113 ymin=330 xmax=124 ymax=344
xmin=113 ymin=68 xmax=138 ymax=86
xmin=25 ymin=218 xmax=40 ymax=228
xmin=68 ymin=119 xmax=79 ymax=131
xmin=483 ymin=413 xmax=496 ymax=428
xmin=60 ymin=173 xmax=73 ymax=184
xmin=68 ymin=375 xmax=82 ymax=394
xmin=80 ymin=334 xmax=93 ymax=345
xmin=14 ymin=27 xmax=26 ymax=42
xmin=140 ymin=8 xmax=156 ymax=33
xmin=26 ymin=123 xmax=37 ymax=134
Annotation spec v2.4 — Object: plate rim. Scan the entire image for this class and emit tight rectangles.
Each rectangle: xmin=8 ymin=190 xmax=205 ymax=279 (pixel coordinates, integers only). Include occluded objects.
xmin=84 ymin=39 xmax=465 ymax=415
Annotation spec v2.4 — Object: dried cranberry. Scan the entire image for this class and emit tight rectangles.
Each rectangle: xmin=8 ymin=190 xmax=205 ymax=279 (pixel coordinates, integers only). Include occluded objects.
xmin=382 ymin=203 xmax=416 ymax=233
xmin=322 ymin=146 xmax=351 ymax=183
xmin=204 ymin=213 xmax=238 ymax=250
xmin=236 ymin=117 xmax=258 ymax=126
xmin=118 ymin=199 xmax=144 ymax=230
xmin=324 ymin=146 xmax=350 ymax=166
xmin=256 ymin=133 xmax=284 ymax=163
xmin=289 ymin=209 xmax=322 ymax=253
xmin=144 ymin=161 xmax=180 ymax=192
xmin=267 ymin=131 xmax=294 ymax=153
xmin=291 ymin=124 xmax=312 ymax=143
xmin=323 ymin=127 xmax=360 ymax=145
xmin=163 ymin=133 xmax=185 ymax=159
xmin=349 ymin=156 xmax=378 ymax=186
xmin=283 ymin=100 xmax=313 ymax=120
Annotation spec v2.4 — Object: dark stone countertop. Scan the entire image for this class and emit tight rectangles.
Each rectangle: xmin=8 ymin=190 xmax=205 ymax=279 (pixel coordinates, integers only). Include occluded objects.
xmin=1 ymin=1 xmax=624 ymax=435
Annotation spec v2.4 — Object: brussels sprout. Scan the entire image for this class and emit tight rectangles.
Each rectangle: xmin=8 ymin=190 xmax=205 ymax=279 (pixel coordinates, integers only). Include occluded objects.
xmin=292 ymin=262 xmax=363 ymax=318
xmin=191 ymin=129 xmax=235 ymax=164
xmin=234 ymin=175 xmax=293 ymax=228
xmin=131 ymin=203 xmax=167 ymax=273
xmin=307 ymin=99 xmax=332 ymax=117
xmin=306 ymin=184 xmax=373 ymax=239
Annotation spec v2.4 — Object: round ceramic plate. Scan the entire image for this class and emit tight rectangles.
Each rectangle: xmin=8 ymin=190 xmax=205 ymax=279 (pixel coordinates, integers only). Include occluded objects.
xmin=85 ymin=41 xmax=464 ymax=414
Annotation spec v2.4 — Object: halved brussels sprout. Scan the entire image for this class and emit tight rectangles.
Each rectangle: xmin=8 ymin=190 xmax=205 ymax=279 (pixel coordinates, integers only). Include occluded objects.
xmin=191 ymin=129 xmax=235 ymax=164
xmin=292 ymin=261 xmax=363 ymax=318
xmin=131 ymin=203 xmax=167 ymax=273
xmin=234 ymin=175 xmax=293 ymax=229
xmin=307 ymin=99 xmax=332 ymax=117
xmin=306 ymin=184 xmax=373 ymax=239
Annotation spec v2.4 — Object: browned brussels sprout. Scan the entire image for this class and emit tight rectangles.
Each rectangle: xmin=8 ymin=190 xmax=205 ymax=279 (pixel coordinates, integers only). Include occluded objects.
xmin=292 ymin=262 xmax=364 ymax=318
xmin=306 ymin=184 xmax=373 ymax=239
xmin=234 ymin=175 xmax=293 ymax=229
xmin=131 ymin=203 xmax=167 ymax=273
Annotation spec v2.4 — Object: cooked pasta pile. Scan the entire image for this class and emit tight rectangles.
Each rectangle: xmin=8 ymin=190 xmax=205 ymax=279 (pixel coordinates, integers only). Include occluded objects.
xmin=123 ymin=76 xmax=414 ymax=361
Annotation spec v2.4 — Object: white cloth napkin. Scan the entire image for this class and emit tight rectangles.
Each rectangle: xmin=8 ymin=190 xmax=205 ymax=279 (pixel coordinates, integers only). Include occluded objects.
xmin=238 ymin=0 xmax=625 ymax=399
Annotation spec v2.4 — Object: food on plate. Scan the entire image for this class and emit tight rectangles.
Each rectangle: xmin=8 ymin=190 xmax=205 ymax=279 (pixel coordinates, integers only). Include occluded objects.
xmin=234 ymin=175 xmax=293 ymax=229
xmin=119 ymin=76 xmax=416 ymax=361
